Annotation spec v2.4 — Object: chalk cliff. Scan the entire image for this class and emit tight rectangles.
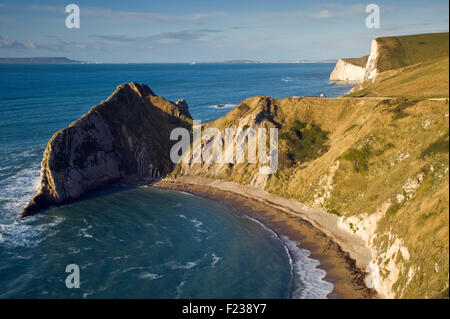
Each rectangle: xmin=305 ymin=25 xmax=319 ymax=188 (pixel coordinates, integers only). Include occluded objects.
xmin=21 ymin=83 xmax=192 ymax=217
xmin=329 ymin=56 xmax=368 ymax=81
xmin=364 ymin=39 xmax=380 ymax=80
xmin=329 ymin=40 xmax=381 ymax=82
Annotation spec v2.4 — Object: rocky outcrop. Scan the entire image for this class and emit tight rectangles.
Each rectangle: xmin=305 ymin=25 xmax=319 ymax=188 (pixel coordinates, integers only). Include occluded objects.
xmin=175 ymin=98 xmax=191 ymax=118
xmin=177 ymin=96 xmax=281 ymax=188
xmin=21 ymin=83 xmax=192 ymax=217
xmin=329 ymin=57 xmax=367 ymax=81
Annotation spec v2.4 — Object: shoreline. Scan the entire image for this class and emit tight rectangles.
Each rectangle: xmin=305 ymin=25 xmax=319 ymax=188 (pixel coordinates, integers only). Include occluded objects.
xmin=153 ymin=176 xmax=378 ymax=299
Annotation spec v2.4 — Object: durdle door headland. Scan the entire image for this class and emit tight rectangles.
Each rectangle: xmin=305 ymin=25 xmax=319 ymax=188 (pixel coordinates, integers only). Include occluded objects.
xmin=21 ymin=83 xmax=192 ymax=216
xmin=22 ymin=33 xmax=449 ymax=299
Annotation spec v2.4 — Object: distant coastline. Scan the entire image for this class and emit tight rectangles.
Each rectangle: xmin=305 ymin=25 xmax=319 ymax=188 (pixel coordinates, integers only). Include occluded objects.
xmin=0 ymin=57 xmax=85 ymax=64
xmin=0 ymin=57 xmax=336 ymax=65
xmin=222 ymin=59 xmax=337 ymax=64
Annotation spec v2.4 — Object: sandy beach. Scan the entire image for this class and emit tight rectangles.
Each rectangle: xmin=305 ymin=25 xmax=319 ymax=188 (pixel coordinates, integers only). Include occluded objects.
xmin=153 ymin=176 xmax=378 ymax=299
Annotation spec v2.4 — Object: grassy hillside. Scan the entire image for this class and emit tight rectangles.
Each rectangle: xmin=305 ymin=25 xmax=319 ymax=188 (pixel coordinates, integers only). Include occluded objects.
xmin=173 ymin=32 xmax=449 ymax=298
xmin=348 ymin=57 xmax=449 ymax=99
xmin=373 ymin=32 xmax=449 ymax=72
xmin=342 ymin=55 xmax=369 ymax=67
xmin=349 ymin=32 xmax=449 ymax=99
xmin=175 ymin=94 xmax=449 ymax=299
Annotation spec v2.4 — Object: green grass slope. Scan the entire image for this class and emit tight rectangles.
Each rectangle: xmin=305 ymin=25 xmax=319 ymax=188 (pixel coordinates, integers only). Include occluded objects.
xmin=174 ymin=32 xmax=449 ymax=298
xmin=176 ymin=95 xmax=449 ymax=299
xmin=349 ymin=32 xmax=449 ymax=99
xmin=342 ymin=55 xmax=369 ymax=67
xmin=348 ymin=57 xmax=449 ymax=99
xmin=374 ymin=32 xmax=449 ymax=72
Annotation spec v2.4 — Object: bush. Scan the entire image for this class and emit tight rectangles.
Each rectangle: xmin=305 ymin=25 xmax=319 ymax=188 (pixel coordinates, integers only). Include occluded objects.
xmin=279 ymin=121 xmax=329 ymax=166
xmin=341 ymin=145 xmax=371 ymax=172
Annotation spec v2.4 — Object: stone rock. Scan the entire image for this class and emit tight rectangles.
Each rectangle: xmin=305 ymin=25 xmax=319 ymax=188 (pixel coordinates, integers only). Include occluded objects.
xmin=329 ymin=58 xmax=366 ymax=81
xmin=175 ymin=99 xmax=191 ymax=118
xmin=22 ymin=83 xmax=192 ymax=217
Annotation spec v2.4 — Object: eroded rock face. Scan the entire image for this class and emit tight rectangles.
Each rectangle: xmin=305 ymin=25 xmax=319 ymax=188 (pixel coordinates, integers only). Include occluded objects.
xmin=22 ymin=83 xmax=192 ymax=217
xmin=364 ymin=39 xmax=380 ymax=80
xmin=329 ymin=59 xmax=366 ymax=81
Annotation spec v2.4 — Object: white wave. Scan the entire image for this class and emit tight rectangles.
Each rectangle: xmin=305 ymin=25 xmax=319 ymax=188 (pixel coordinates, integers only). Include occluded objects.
xmin=175 ymin=280 xmax=186 ymax=298
xmin=178 ymin=191 xmax=194 ymax=197
xmin=281 ymin=236 xmax=334 ymax=299
xmin=177 ymin=214 xmax=188 ymax=219
xmin=68 ymin=247 xmax=80 ymax=254
xmin=172 ymin=260 xmax=201 ymax=270
xmin=13 ymin=254 xmax=32 ymax=260
xmin=82 ymin=291 xmax=94 ymax=299
xmin=0 ymin=153 xmax=68 ymax=250
xmin=190 ymin=218 xmax=207 ymax=233
xmin=122 ymin=266 xmax=153 ymax=273
xmin=81 ymin=262 xmax=95 ymax=269
xmin=0 ymin=215 xmax=64 ymax=248
xmin=211 ymin=253 xmax=221 ymax=268
xmin=244 ymin=215 xmax=278 ymax=239
xmin=173 ymin=203 xmax=183 ymax=208
xmin=244 ymin=215 xmax=333 ymax=299
xmin=0 ymin=166 xmax=40 ymax=215
xmin=139 ymin=272 xmax=163 ymax=280
xmin=112 ymin=255 xmax=130 ymax=260
xmin=281 ymin=77 xmax=297 ymax=82
xmin=79 ymin=227 xmax=94 ymax=239
xmin=207 ymin=103 xmax=237 ymax=109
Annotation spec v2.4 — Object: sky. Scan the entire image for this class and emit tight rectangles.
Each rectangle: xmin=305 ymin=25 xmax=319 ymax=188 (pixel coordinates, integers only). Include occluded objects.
xmin=0 ymin=0 xmax=448 ymax=62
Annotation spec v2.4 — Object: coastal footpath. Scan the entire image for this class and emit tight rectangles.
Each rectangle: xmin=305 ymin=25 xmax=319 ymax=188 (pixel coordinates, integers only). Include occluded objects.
xmin=23 ymin=33 xmax=449 ymax=299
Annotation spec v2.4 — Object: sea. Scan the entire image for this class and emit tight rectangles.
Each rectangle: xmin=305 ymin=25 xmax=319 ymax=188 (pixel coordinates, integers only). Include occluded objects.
xmin=0 ymin=63 xmax=354 ymax=298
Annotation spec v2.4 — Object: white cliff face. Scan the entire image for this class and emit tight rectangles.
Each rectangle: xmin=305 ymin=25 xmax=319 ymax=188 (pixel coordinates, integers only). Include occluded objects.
xmin=337 ymin=201 xmax=402 ymax=299
xmin=365 ymin=232 xmax=412 ymax=299
xmin=337 ymin=171 xmax=427 ymax=298
xmin=330 ymin=38 xmax=380 ymax=83
xmin=329 ymin=59 xmax=366 ymax=81
xmin=364 ymin=39 xmax=380 ymax=80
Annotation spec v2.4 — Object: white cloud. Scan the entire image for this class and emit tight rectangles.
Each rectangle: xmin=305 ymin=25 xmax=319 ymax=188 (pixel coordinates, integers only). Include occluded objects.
xmin=249 ymin=4 xmax=367 ymax=22
xmin=28 ymin=5 xmax=224 ymax=22
xmin=0 ymin=35 xmax=99 ymax=52
xmin=312 ymin=10 xmax=333 ymax=19
xmin=91 ymin=29 xmax=223 ymax=44
xmin=0 ymin=36 xmax=37 ymax=49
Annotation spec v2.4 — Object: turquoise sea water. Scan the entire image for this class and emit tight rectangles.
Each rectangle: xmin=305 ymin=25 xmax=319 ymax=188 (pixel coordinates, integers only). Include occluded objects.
xmin=0 ymin=63 xmax=353 ymax=298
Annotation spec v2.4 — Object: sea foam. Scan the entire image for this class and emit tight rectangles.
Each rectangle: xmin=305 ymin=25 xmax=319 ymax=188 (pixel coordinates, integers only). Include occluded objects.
xmin=245 ymin=215 xmax=334 ymax=299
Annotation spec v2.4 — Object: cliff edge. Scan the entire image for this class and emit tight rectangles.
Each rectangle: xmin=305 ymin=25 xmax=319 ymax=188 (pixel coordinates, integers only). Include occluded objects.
xmin=329 ymin=56 xmax=368 ymax=81
xmin=331 ymin=32 xmax=448 ymax=84
xmin=21 ymin=83 xmax=192 ymax=217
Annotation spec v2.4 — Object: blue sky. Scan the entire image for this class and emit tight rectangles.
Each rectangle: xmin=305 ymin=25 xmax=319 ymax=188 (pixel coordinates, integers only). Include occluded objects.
xmin=0 ymin=0 xmax=448 ymax=62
